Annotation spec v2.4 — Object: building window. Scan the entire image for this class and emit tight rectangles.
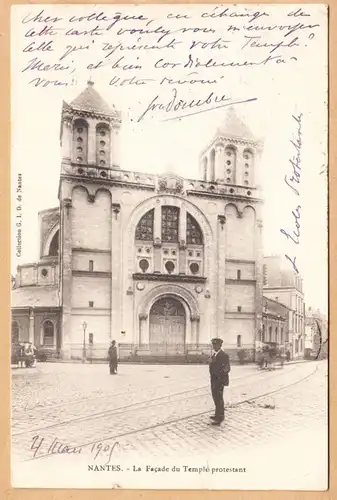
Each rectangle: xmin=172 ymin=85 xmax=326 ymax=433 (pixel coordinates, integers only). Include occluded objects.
xmin=281 ymin=328 xmax=284 ymax=344
xmin=139 ymin=259 xmax=149 ymax=273
xmin=89 ymin=301 xmax=94 ymax=308
xmin=186 ymin=213 xmax=203 ymax=245
xmin=237 ymin=306 xmax=242 ymax=312
xmin=165 ymin=261 xmax=175 ymax=274
xmin=237 ymin=270 xmax=241 ymax=280
xmin=262 ymin=324 xmax=265 ymax=342
xmin=161 ymin=206 xmax=179 ymax=242
xmin=135 ymin=209 xmax=154 ymax=241
xmin=73 ymin=119 xmax=88 ymax=164
xmin=41 ymin=268 xmax=48 ymax=277
xmin=43 ymin=320 xmax=54 ymax=346
xmin=225 ymin=145 xmax=237 ymax=182
xmin=49 ymin=230 xmax=59 ymax=256
xmin=237 ymin=335 xmax=242 ymax=348
xmin=96 ymin=123 xmax=110 ymax=166
xmin=11 ymin=321 xmax=19 ymax=344
xmin=89 ymin=260 xmax=94 ymax=272
xmin=269 ymin=326 xmax=272 ymax=342
xmin=275 ymin=327 xmax=278 ymax=343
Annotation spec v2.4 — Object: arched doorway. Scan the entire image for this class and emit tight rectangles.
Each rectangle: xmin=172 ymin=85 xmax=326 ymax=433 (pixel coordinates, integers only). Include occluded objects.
xmin=149 ymin=297 xmax=186 ymax=354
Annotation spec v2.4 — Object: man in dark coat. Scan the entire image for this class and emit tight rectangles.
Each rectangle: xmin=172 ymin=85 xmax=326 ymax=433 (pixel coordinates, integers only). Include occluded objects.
xmin=209 ymin=338 xmax=231 ymax=425
xmin=108 ymin=340 xmax=118 ymax=375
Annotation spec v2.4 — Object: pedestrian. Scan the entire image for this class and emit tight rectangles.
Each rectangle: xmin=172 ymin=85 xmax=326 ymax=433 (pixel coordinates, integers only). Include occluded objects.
xmin=209 ymin=338 xmax=231 ymax=426
xmin=108 ymin=340 xmax=118 ymax=375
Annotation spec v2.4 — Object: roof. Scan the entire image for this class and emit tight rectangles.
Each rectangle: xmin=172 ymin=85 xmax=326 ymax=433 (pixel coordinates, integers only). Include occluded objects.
xmin=11 ymin=286 xmax=60 ymax=308
xmin=217 ymin=106 xmax=255 ymax=141
xmin=68 ymin=81 xmax=116 ymax=117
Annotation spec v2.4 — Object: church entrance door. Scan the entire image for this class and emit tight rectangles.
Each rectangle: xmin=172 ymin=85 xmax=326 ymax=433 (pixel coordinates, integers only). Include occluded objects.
xmin=149 ymin=297 xmax=186 ymax=355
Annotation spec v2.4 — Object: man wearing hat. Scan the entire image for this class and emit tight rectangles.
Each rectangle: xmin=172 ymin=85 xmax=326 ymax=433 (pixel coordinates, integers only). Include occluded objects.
xmin=209 ymin=338 xmax=231 ymax=425
xmin=108 ymin=340 xmax=118 ymax=375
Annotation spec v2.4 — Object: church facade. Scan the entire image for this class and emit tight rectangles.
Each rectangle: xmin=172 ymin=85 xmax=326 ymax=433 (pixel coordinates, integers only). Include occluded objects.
xmin=12 ymin=82 xmax=264 ymax=362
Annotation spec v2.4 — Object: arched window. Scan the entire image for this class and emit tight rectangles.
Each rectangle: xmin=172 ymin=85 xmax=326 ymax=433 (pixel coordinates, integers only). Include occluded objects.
xmin=43 ymin=320 xmax=54 ymax=346
xmin=73 ymin=119 xmax=88 ymax=164
xmin=135 ymin=209 xmax=154 ymax=241
xmin=243 ymin=148 xmax=254 ymax=186
xmin=262 ymin=324 xmax=265 ymax=342
xmin=11 ymin=321 xmax=19 ymax=344
xmin=225 ymin=145 xmax=237 ymax=184
xmin=96 ymin=123 xmax=110 ymax=167
xmin=161 ymin=206 xmax=179 ymax=242
xmin=203 ymin=157 xmax=208 ymax=181
xmin=269 ymin=326 xmax=272 ymax=342
xmin=210 ymin=149 xmax=215 ymax=181
xmin=275 ymin=327 xmax=278 ymax=343
xmin=186 ymin=213 xmax=203 ymax=245
xmin=49 ymin=230 xmax=59 ymax=256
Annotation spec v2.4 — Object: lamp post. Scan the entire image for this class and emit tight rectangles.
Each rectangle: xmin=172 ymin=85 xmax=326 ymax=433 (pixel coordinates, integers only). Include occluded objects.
xmin=82 ymin=321 xmax=87 ymax=363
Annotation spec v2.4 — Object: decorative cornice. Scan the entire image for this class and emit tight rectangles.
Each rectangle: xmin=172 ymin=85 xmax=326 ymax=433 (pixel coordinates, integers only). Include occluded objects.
xmin=133 ymin=273 xmax=206 ymax=283
xmin=72 ymin=247 xmax=111 ymax=254
xmin=72 ymin=270 xmax=112 ymax=278
xmin=225 ymin=279 xmax=256 ymax=284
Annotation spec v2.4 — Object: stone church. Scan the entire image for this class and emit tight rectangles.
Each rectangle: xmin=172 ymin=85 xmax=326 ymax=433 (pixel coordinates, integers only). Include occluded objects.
xmin=12 ymin=81 xmax=264 ymax=362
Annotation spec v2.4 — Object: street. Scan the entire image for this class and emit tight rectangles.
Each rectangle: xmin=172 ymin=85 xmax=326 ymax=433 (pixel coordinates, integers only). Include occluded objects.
xmin=11 ymin=360 xmax=328 ymax=489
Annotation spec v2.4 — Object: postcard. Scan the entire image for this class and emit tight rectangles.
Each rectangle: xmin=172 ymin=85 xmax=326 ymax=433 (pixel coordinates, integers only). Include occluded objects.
xmin=10 ymin=3 xmax=328 ymax=490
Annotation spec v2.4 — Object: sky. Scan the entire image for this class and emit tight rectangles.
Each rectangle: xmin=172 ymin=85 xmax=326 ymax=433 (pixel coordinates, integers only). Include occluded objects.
xmin=11 ymin=4 xmax=328 ymax=314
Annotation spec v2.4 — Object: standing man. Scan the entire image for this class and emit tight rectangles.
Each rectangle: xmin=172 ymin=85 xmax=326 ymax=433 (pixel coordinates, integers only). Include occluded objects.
xmin=108 ymin=340 xmax=118 ymax=375
xmin=209 ymin=338 xmax=231 ymax=426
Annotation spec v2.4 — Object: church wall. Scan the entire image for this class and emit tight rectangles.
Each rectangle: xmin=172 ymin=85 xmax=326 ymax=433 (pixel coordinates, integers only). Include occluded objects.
xmin=225 ymin=283 xmax=256 ymax=313
xmin=225 ymin=261 xmax=255 ymax=280
xmin=72 ymin=252 xmax=111 ymax=272
xmin=72 ymin=188 xmax=112 ymax=251
xmin=222 ymin=317 xmax=255 ymax=356
xmin=72 ymin=276 xmax=111 ymax=309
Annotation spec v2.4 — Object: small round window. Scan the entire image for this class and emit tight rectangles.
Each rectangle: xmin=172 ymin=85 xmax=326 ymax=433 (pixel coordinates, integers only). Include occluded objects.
xmin=77 ymin=147 xmax=83 ymax=152
xmin=76 ymin=157 xmax=83 ymax=163
xmin=226 ymin=151 xmax=232 ymax=156
xmin=100 ymin=160 xmax=106 ymax=166
xmin=165 ymin=261 xmax=175 ymax=274
xmin=77 ymin=127 xmax=83 ymax=133
xmin=226 ymin=160 xmax=231 ymax=165
xmin=226 ymin=178 xmax=231 ymax=183
xmin=226 ymin=169 xmax=231 ymax=174
xmin=77 ymin=137 xmax=83 ymax=143
xmin=100 ymin=171 xmax=107 ymax=178
xmin=139 ymin=259 xmax=149 ymax=273
xmin=190 ymin=263 xmax=199 ymax=275
xmin=41 ymin=268 xmax=48 ymax=277
xmin=245 ymin=163 xmax=249 ymax=168
xmin=100 ymin=141 xmax=106 ymax=147
xmin=100 ymin=130 xmax=106 ymax=137
xmin=100 ymin=150 xmax=105 ymax=156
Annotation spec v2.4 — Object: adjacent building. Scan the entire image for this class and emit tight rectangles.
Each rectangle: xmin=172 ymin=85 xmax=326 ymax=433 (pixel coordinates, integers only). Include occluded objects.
xmin=12 ymin=81 xmax=264 ymax=362
xmin=261 ymin=296 xmax=290 ymax=350
xmin=263 ymin=255 xmax=305 ymax=359
xmin=305 ymin=307 xmax=328 ymax=359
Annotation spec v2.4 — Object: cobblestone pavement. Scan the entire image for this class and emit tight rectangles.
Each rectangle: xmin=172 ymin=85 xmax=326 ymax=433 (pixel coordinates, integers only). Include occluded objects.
xmin=11 ymin=360 xmax=327 ymax=465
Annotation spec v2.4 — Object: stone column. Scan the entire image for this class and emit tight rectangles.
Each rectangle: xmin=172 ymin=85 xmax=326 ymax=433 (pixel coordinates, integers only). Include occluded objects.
xmin=179 ymin=204 xmax=187 ymax=274
xmin=111 ymin=203 xmax=121 ymax=341
xmin=153 ymin=205 xmax=162 ymax=273
xmin=62 ymin=119 xmax=72 ymax=163
xmin=60 ymin=198 xmax=73 ymax=359
xmin=88 ymin=120 xmax=96 ymax=165
xmin=215 ymin=144 xmax=225 ymax=181
xmin=29 ymin=308 xmax=34 ymax=343
xmin=217 ymin=215 xmax=227 ymax=337
xmin=139 ymin=314 xmax=149 ymax=345
xmin=255 ymin=218 xmax=264 ymax=357
xmin=190 ymin=315 xmax=200 ymax=345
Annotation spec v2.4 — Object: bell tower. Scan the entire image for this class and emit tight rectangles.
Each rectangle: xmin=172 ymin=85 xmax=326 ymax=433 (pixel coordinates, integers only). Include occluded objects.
xmin=60 ymin=80 xmax=121 ymax=172
xmin=200 ymin=107 xmax=262 ymax=187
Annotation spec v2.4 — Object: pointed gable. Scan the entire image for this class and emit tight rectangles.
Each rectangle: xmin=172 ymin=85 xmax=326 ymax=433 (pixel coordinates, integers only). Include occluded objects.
xmin=217 ymin=107 xmax=255 ymax=141
xmin=69 ymin=81 xmax=117 ymax=117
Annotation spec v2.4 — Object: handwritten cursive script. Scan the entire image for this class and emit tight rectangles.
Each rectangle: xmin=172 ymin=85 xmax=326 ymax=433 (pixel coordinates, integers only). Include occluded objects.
xmin=137 ymin=87 xmax=257 ymax=122
xmin=280 ymin=113 xmax=303 ymax=274
xmin=30 ymin=435 xmax=120 ymax=464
